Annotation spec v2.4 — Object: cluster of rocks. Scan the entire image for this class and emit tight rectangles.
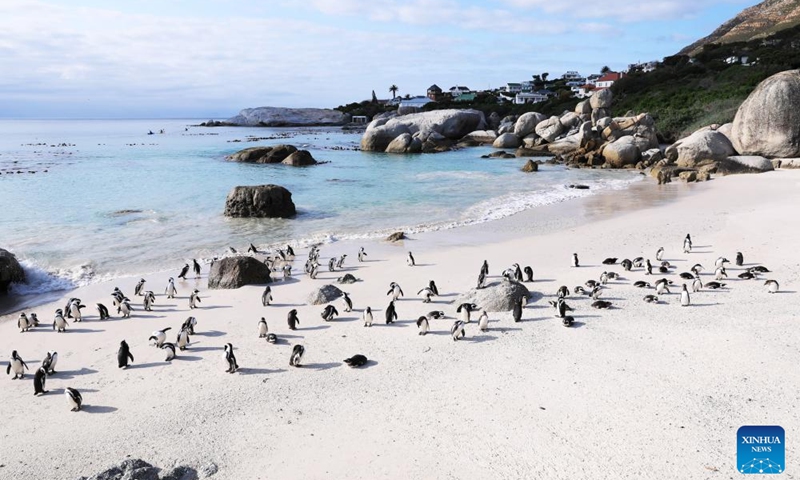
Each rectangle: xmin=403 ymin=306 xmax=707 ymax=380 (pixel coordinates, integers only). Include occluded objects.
xmin=207 ymin=256 xmax=273 ymax=289
xmin=226 ymin=145 xmax=321 ymax=166
xmin=360 ymin=109 xmax=486 ymax=153
xmin=78 ymin=458 xmax=218 ymax=480
xmin=0 ymin=248 xmax=24 ymax=294
xmin=223 ymin=184 xmax=296 ymax=218
xmin=225 ymin=107 xmax=349 ymax=127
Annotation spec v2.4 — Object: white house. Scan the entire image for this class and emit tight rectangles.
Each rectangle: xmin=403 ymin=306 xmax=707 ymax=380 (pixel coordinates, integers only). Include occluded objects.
xmin=594 ymin=72 xmax=624 ymax=89
xmin=725 ymin=55 xmax=750 ymax=65
xmin=514 ymin=92 xmax=549 ymax=105
xmin=503 ymin=83 xmax=522 ymax=93
xmin=572 ymin=85 xmax=595 ymax=99
xmin=398 ymin=96 xmax=433 ymax=112
xmin=562 ymin=70 xmax=582 ymax=81
xmin=449 ymin=86 xmax=471 ymax=97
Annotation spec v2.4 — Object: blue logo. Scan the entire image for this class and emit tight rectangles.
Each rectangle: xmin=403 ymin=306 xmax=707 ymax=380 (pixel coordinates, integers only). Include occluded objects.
xmin=738 ymin=425 xmax=785 ymax=474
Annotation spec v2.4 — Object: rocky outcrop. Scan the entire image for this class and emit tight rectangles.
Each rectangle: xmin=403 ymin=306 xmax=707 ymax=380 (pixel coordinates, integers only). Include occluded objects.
xmin=224 ymin=185 xmax=296 ymax=218
xmin=731 ymin=70 xmax=800 ymax=158
xmin=360 ymin=109 xmax=486 ymax=152
xmin=227 ymin=107 xmax=348 ymax=127
xmin=385 ymin=133 xmax=423 ymax=153
xmin=534 ymin=116 xmax=564 ymax=143
xmin=492 ymin=132 xmax=520 ymax=149
xmin=307 ymin=284 xmax=343 ymax=305
xmin=521 ymin=160 xmax=539 ymax=172
xmin=453 ymin=280 xmax=531 ymax=312
xmin=460 ymin=130 xmax=497 ymax=144
xmin=0 ymin=248 xmax=25 ymax=294
xmin=281 ymin=150 xmax=319 ymax=166
xmin=227 ymin=145 xmax=297 ymax=164
xmin=386 ymin=231 xmax=406 ymax=242
xmin=603 ymin=141 xmax=641 ymax=168
xmin=665 ymin=130 xmax=736 ymax=167
xmin=513 ymin=112 xmax=547 ymax=138
xmin=718 ymin=155 xmax=775 ymax=174
xmin=337 ymin=273 xmax=359 ymax=284
xmin=590 ymin=89 xmax=613 ymax=109
xmin=79 ymin=459 xmax=218 ymax=480
xmin=208 ymin=257 xmax=272 ymax=289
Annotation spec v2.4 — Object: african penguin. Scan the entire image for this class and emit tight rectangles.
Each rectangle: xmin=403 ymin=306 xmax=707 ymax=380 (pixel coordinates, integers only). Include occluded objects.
xmin=680 ymin=284 xmax=690 ymax=306
xmin=118 ymin=341 xmax=134 ymax=368
xmin=287 ymin=309 xmax=300 ymax=330
xmin=344 ymin=354 xmax=368 ymax=368
xmin=65 ymin=387 xmax=83 ymax=411
xmin=289 ymin=345 xmax=305 ymax=367
xmin=224 ymin=343 xmax=239 ymax=373
xmin=416 ymin=316 xmax=429 ymax=335
xmin=362 ymin=307 xmax=373 ymax=327
xmin=258 ymin=318 xmax=268 ymax=338
xmin=7 ymin=350 xmax=29 ymax=379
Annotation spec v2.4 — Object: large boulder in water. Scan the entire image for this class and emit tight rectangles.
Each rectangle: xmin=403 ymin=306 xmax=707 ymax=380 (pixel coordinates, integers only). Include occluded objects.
xmin=0 ymin=248 xmax=25 ymax=294
xmin=453 ymin=280 xmax=531 ymax=312
xmin=208 ymin=256 xmax=272 ymax=289
xmin=307 ymin=284 xmax=343 ymax=305
xmin=602 ymin=141 xmax=640 ymax=168
xmin=492 ymin=132 xmax=520 ymax=149
xmin=731 ymin=70 xmax=800 ymax=158
xmin=281 ymin=150 xmax=319 ymax=166
xmin=227 ymin=107 xmax=348 ymax=127
xmin=665 ymin=130 xmax=736 ymax=168
xmin=227 ymin=145 xmax=297 ymax=164
xmin=361 ymin=109 xmax=486 ymax=152
xmin=224 ymin=184 xmax=296 ymax=218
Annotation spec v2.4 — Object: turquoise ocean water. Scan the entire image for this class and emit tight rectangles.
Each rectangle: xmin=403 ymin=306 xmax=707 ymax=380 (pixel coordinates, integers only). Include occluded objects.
xmin=0 ymin=119 xmax=642 ymax=296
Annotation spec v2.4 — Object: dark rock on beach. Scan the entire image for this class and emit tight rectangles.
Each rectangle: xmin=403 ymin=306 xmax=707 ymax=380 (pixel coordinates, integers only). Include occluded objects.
xmin=386 ymin=232 xmax=406 ymax=242
xmin=281 ymin=150 xmax=318 ymax=166
xmin=0 ymin=248 xmax=25 ymax=294
xmin=208 ymin=256 xmax=273 ymax=289
xmin=224 ymin=185 xmax=296 ymax=218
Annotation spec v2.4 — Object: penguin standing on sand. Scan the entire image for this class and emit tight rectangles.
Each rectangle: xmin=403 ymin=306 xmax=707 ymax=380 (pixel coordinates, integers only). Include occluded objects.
xmin=134 ymin=279 xmax=146 ymax=296
xmin=193 ymin=259 xmax=201 ymax=278
xmin=736 ymin=252 xmax=744 ymax=267
xmin=456 ymin=303 xmax=479 ymax=323
xmin=97 ymin=303 xmax=110 ymax=320
xmin=416 ymin=316 xmax=430 ymax=335
xmin=692 ymin=277 xmax=702 ymax=293
xmin=29 ymin=313 xmax=39 ymax=327
xmin=407 ymin=252 xmax=416 ymax=267
xmin=385 ymin=301 xmax=398 ymax=324
xmin=189 ymin=289 xmax=201 ymax=309
xmin=680 ymin=284 xmax=691 ymax=306
xmin=7 ymin=350 xmax=29 ymax=379
xmin=53 ymin=309 xmax=68 ymax=332
xmin=450 ymin=320 xmax=466 ymax=341
xmin=224 ymin=343 xmax=239 ymax=373
xmin=513 ymin=264 xmax=523 ymax=282
xmin=683 ymin=235 xmax=692 ymax=254
xmin=524 ymin=266 xmax=534 ymax=283
xmin=363 ymin=307 xmax=373 ymax=327
xmin=478 ymin=310 xmax=489 ymax=332
xmin=69 ymin=299 xmax=84 ymax=322
xmin=289 ymin=345 xmax=305 ymax=367
xmin=358 ymin=247 xmax=367 ymax=262
xmin=143 ymin=291 xmax=155 ymax=311
xmin=428 ymin=280 xmax=439 ymax=296
xmin=181 ymin=316 xmax=197 ymax=335
xmin=513 ymin=297 xmax=524 ymax=323
xmin=258 ymin=318 xmax=268 ymax=338
xmin=387 ymin=282 xmax=404 ymax=301
xmin=161 ymin=342 xmax=176 ymax=362
xmin=287 ymin=309 xmax=300 ymax=330
xmin=572 ymin=253 xmax=579 ymax=268
xmin=621 ymin=259 xmax=632 ymax=271
xmin=656 ymin=247 xmax=664 ymax=261
xmin=341 ymin=292 xmax=353 ymax=312
xmin=41 ymin=351 xmax=58 ymax=375
xmin=119 ymin=300 xmax=132 ymax=318
xmin=33 ymin=367 xmax=48 ymax=396
xmin=765 ymin=280 xmax=780 ymax=293
xmin=261 ymin=286 xmax=272 ymax=306
xmin=117 ymin=341 xmax=134 ymax=368
xmin=645 ymin=259 xmax=653 ymax=275
xmin=149 ymin=327 xmax=172 ymax=348
xmin=165 ymin=278 xmax=178 ymax=299
xmin=328 ymin=258 xmax=336 ymax=272
xmin=417 ymin=286 xmax=435 ymax=303
xmin=18 ymin=313 xmax=31 ymax=333
xmin=336 ymin=254 xmax=347 ymax=269
xmin=65 ymin=387 xmax=82 ymax=411
xmin=178 ymin=264 xmax=190 ymax=280
xmin=321 ymin=305 xmax=339 ymax=322
xmin=176 ymin=328 xmax=190 ymax=350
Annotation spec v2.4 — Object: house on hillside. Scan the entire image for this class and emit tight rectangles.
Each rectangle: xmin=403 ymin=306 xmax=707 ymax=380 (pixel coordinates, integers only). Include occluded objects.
xmin=427 ymin=84 xmax=443 ymax=101
xmin=724 ymin=55 xmax=750 ymax=65
xmin=399 ymin=96 xmax=433 ymax=114
xmin=454 ymin=92 xmax=477 ymax=102
xmin=449 ymin=86 xmax=471 ymax=97
xmin=627 ymin=61 xmax=658 ymax=73
xmin=502 ymin=83 xmax=522 ymax=93
xmin=586 ymin=74 xmax=602 ymax=86
xmin=562 ymin=71 xmax=582 ymax=81
xmin=514 ymin=91 xmax=551 ymax=105
xmin=572 ymin=84 xmax=595 ymax=99
xmin=595 ymin=72 xmax=624 ymax=89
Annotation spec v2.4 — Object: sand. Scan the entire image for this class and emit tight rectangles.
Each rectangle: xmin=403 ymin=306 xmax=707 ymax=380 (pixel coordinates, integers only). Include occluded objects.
xmin=1 ymin=170 xmax=799 ymax=480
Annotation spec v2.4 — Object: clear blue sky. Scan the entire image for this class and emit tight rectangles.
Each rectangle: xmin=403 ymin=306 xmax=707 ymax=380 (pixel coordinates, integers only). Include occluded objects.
xmin=0 ymin=0 xmax=756 ymax=118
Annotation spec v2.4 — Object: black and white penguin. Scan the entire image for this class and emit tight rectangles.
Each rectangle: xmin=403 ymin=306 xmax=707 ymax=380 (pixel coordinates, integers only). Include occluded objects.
xmin=161 ymin=342 xmax=176 ymax=362
xmin=176 ymin=328 xmax=190 ymax=351
xmin=656 ymin=247 xmax=664 ymax=261
xmin=590 ymin=286 xmax=603 ymax=300
xmin=621 ymin=259 xmax=633 ymax=271
xmin=189 ymin=289 xmax=201 ymax=309
xmin=149 ymin=327 xmax=172 ymax=348
xmin=258 ymin=317 xmax=268 ymax=338
xmin=266 ymin=333 xmax=277 ymax=344
xmin=328 ymin=257 xmax=336 ymax=272
xmin=632 ymin=257 xmax=645 ymax=268
xmin=633 ymin=281 xmax=650 ymax=288
xmin=692 ymin=278 xmax=702 ymax=293
xmin=97 ymin=303 xmax=110 ymax=320
xmin=599 ymin=272 xmax=609 ymax=285
xmin=193 ymin=259 xmax=201 ymax=278
xmin=450 ymin=320 xmax=466 ymax=341
xmin=427 ymin=311 xmax=445 ymax=320
xmin=286 ymin=245 xmax=295 ymax=257
xmin=513 ymin=263 xmax=523 ymax=282
xmin=178 ymin=263 xmax=190 ymax=280
xmin=336 ymin=254 xmax=347 ymax=269
xmin=562 ymin=316 xmax=575 ymax=327
xmin=224 ymin=343 xmax=239 ymax=373
xmin=643 ymin=295 xmax=659 ymax=303
xmin=456 ymin=303 xmax=479 ymax=323
xmin=33 ymin=367 xmax=48 ymax=396
xmin=428 ymin=280 xmax=439 ymax=296
xmin=134 ymin=279 xmax=146 ymax=296
xmin=363 ymin=306 xmax=373 ymax=327
xmin=572 ymin=253 xmax=579 ymax=268
xmin=524 ymin=266 xmax=534 ymax=282
xmin=247 ymin=243 xmax=259 ymax=254
xmin=407 ymin=252 xmax=416 ymax=267
xmin=591 ymin=300 xmax=612 ymax=309
xmin=556 ymin=286 xmax=569 ymax=298
xmin=261 ymin=286 xmax=272 ymax=307
xmin=416 ymin=316 xmax=429 ymax=335
xmin=165 ymin=277 xmax=178 ymax=299
xmin=478 ymin=310 xmax=489 ymax=332
xmin=476 ymin=271 xmax=486 ymax=289
xmin=7 ymin=350 xmax=29 ymax=379
xmin=645 ymin=259 xmax=653 ymax=275
xmin=118 ymin=300 xmax=132 ymax=318
xmin=513 ymin=297 xmax=524 ymax=323
xmin=343 ymin=354 xmax=368 ymax=368
xmin=680 ymin=284 xmax=690 ymax=306
xmin=53 ymin=309 xmax=68 ymax=332
xmin=358 ymin=247 xmax=367 ymax=262
xmin=143 ymin=291 xmax=155 ymax=311
xmin=282 ymin=264 xmax=292 ymax=279
xmin=342 ymin=292 xmax=353 ymax=312
xmin=41 ymin=351 xmax=58 ymax=375
xmin=287 ymin=309 xmax=300 ymax=330
xmin=656 ymin=281 xmax=670 ymax=295
xmin=385 ymin=301 xmax=398 ymax=324
xmin=63 ymin=298 xmax=78 ymax=318
xmin=602 ymin=258 xmax=618 ymax=265
xmin=181 ymin=316 xmax=197 ymax=335
xmin=387 ymin=282 xmax=404 ymax=301
xmin=679 ymin=272 xmax=695 ymax=280
xmin=321 ymin=305 xmax=339 ymax=322
xmin=738 ymin=271 xmax=757 ymax=280
xmin=765 ymin=279 xmax=780 ymax=293
xmin=68 ymin=299 xmax=84 ymax=322
xmin=749 ymin=266 xmax=771 ymax=273
xmin=481 ymin=260 xmax=489 ymax=276
xmin=118 ymin=341 xmax=134 ymax=368
xmin=18 ymin=313 xmax=31 ymax=333
xmin=417 ymin=287 xmax=435 ymax=303
xmin=573 ymin=285 xmax=587 ymax=295
xmin=289 ymin=344 xmax=305 ymax=367
xmin=714 ymin=257 xmax=729 ymax=269
xmin=556 ymin=298 xmax=573 ymax=318
xmin=703 ymin=281 xmax=726 ymax=289
xmin=585 ymin=279 xmax=598 ymax=289
xmin=735 ymin=252 xmax=744 ymax=267
xmin=65 ymin=387 xmax=82 ymax=411
xmin=28 ymin=313 xmax=39 ymax=327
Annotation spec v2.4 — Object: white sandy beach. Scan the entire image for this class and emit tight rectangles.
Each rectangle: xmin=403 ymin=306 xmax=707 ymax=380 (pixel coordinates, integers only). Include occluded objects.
xmin=2 ymin=170 xmax=799 ymax=480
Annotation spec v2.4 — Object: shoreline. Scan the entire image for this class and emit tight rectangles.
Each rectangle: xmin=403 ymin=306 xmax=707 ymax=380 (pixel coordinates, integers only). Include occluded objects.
xmin=0 ymin=169 xmax=798 ymax=479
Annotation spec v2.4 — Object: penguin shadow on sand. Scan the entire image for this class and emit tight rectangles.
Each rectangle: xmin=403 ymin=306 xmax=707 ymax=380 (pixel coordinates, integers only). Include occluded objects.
xmin=194 ymin=330 xmax=226 ymax=337
xmin=60 ymin=328 xmax=106 ymax=334
xmin=55 ymin=367 xmax=99 ymax=379
xmin=300 ymin=325 xmax=331 ymax=331
xmin=195 ymin=305 xmax=233 ymax=311
xmin=464 ymin=334 xmax=498 ymax=343
xmin=301 ymin=361 xmax=341 ymax=371
xmin=81 ymin=405 xmax=119 ymax=414
xmin=269 ymin=303 xmax=303 ymax=308
xmin=183 ymin=345 xmax=224 ymax=353
xmin=126 ymin=362 xmax=167 ymax=370
xmin=237 ymin=367 xmax=287 ymax=376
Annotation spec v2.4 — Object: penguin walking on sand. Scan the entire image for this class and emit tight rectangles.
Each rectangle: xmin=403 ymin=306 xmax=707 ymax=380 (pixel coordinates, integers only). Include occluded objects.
xmin=524 ymin=266 xmax=534 ymax=283
xmin=193 ymin=259 xmax=201 ymax=278
xmin=33 ymin=367 xmax=48 ymax=396
xmin=224 ymin=343 xmax=239 ymax=373
xmin=336 ymin=254 xmax=347 ymax=269
xmin=736 ymin=252 xmax=744 ymax=267
xmin=692 ymin=277 xmax=702 ymax=293
xmin=358 ymin=247 xmax=367 ymax=262
xmin=572 ymin=253 xmax=579 ymax=268
xmin=407 ymin=252 xmax=416 ymax=267
xmin=143 ymin=291 xmax=155 ymax=311
xmin=321 ymin=305 xmax=339 ymax=322
xmin=328 ymin=258 xmax=336 ymax=272
xmin=181 ymin=316 xmax=197 ymax=335
xmin=176 ymin=328 xmax=190 ymax=351
xmin=656 ymin=247 xmax=664 ymax=262
xmin=450 ymin=320 xmax=466 ymax=341
xmin=258 ymin=318 xmax=268 ymax=338
xmin=456 ymin=303 xmax=479 ymax=323
xmin=41 ymin=351 xmax=58 ymax=375
xmin=7 ymin=350 xmax=29 ymax=379
xmin=69 ymin=299 xmax=84 ymax=322
xmin=342 ymin=292 xmax=353 ymax=312
xmin=117 ymin=341 xmax=134 ymax=368
xmin=119 ymin=300 xmax=132 ymax=318
xmin=161 ymin=342 xmax=176 ymax=362
xmin=53 ymin=309 xmax=68 ymax=332
xmin=165 ymin=278 xmax=178 ymax=299
xmin=765 ymin=280 xmax=780 ymax=293
xmin=363 ymin=307 xmax=373 ymax=327
xmin=481 ymin=260 xmax=489 ymax=277
xmin=680 ymin=284 xmax=691 ymax=306
xmin=385 ymin=301 xmax=398 ymax=324
xmin=513 ymin=297 xmax=524 ymax=323
xmin=417 ymin=286 xmax=435 ymax=303
xmin=178 ymin=263 xmax=190 ymax=280
xmin=556 ymin=298 xmax=572 ymax=318
xmin=65 ymin=387 xmax=83 ymax=412
xmin=478 ymin=310 xmax=489 ymax=332
xmin=656 ymin=281 xmax=671 ymax=295
xmin=134 ymin=278 xmax=146 ymax=296
xmin=645 ymin=259 xmax=653 ymax=275
xmin=261 ymin=286 xmax=272 ymax=306
xmin=416 ymin=316 xmax=429 ymax=335
xmin=289 ymin=345 xmax=305 ymax=367
xmin=149 ymin=327 xmax=172 ymax=348
xmin=387 ymin=282 xmax=404 ymax=301
xmin=97 ymin=303 xmax=110 ymax=320
xmin=287 ymin=309 xmax=300 ymax=330
xmin=683 ymin=236 xmax=692 ymax=254
xmin=189 ymin=289 xmax=201 ymax=309
xmin=18 ymin=313 xmax=31 ymax=332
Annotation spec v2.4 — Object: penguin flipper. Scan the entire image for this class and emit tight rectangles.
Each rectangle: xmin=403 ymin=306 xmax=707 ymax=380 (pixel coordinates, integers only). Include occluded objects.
xmin=5 ymin=364 xmax=9 ymax=375
xmin=129 ymin=353 xmax=134 ymax=362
